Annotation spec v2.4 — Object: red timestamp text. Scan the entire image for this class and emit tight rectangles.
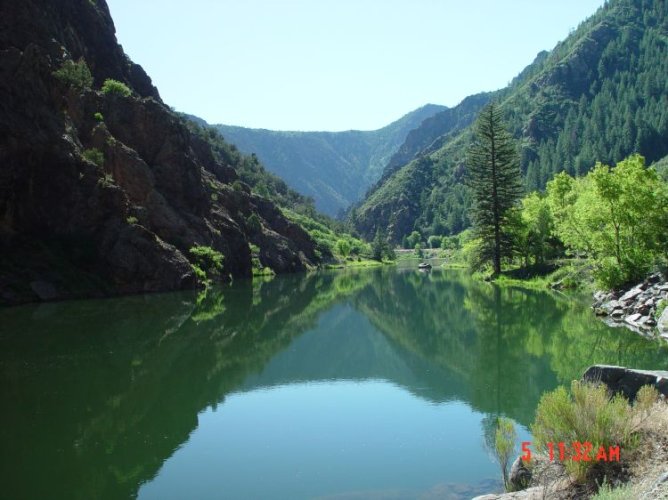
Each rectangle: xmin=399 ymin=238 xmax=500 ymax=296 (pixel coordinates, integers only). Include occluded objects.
xmin=520 ymin=441 xmax=620 ymax=462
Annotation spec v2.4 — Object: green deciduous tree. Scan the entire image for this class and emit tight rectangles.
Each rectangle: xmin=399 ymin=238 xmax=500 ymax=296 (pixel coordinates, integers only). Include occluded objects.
xmin=428 ymin=235 xmax=443 ymax=249
xmin=406 ymin=230 xmax=422 ymax=249
xmin=335 ymin=239 xmax=351 ymax=259
xmin=372 ymin=228 xmax=395 ymax=261
xmin=548 ymin=154 xmax=668 ymax=288
xmin=466 ymin=103 xmax=523 ymax=274
xmin=508 ymin=192 xmax=556 ymax=267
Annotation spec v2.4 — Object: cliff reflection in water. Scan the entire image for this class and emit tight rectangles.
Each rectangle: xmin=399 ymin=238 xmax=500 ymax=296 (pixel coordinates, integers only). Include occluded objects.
xmin=1 ymin=268 xmax=668 ymax=499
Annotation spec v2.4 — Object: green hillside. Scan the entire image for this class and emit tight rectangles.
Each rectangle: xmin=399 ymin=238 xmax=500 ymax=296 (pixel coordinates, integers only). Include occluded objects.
xmin=353 ymin=0 xmax=668 ymax=242
xmin=212 ymin=104 xmax=446 ymax=216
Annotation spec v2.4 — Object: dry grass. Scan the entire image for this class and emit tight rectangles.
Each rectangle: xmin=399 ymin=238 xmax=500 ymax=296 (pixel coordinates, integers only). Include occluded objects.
xmin=508 ymin=388 xmax=668 ymax=499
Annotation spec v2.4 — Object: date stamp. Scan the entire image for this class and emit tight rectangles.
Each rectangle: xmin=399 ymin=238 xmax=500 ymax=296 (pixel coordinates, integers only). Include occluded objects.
xmin=521 ymin=441 xmax=620 ymax=462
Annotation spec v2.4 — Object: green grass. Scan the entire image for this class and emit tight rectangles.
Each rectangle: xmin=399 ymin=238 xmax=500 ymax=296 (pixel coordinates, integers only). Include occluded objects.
xmin=591 ymin=482 xmax=636 ymax=499
xmin=440 ymin=262 xmax=468 ymax=269
xmin=324 ymin=258 xmax=390 ymax=269
xmin=481 ymin=259 xmax=596 ymax=292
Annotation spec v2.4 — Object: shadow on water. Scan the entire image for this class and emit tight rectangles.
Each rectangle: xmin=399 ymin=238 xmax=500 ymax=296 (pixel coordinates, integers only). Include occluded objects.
xmin=1 ymin=268 xmax=667 ymax=499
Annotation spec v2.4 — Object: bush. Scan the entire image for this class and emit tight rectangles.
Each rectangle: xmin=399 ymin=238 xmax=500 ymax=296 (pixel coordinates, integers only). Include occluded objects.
xmin=591 ymin=480 xmax=635 ymax=499
xmin=94 ymin=112 xmax=104 ymax=122
xmin=97 ymin=172 xmax=114 ymax=188
xmin=335 ymin=239 xmax=351 ymax=259
xmin=428 ymin=235 xmax=443 ymax=249
xmin=53 ymin=58 xmax=93 ymax=90
xmin=494 ymin=417 xmax=517 ymax=491
xmin=82 ymin=148 xmax=104 ymax=166
xmin=101 ymin=79 xmax=132 ymax=97
xmin=189 ymin=245 xmax=224 ymax=283
xmin=246 ymin=213 xmax=262 ymax=233
xmin=532 ymin=381 xmax=638 ymax=483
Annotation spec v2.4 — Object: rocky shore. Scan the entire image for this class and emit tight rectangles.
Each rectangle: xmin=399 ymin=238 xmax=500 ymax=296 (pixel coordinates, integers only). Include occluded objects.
xmin=474 ymin=365 xmax=668 ymax=500
xmin=592 ymin=273 xmax=668 ymax=341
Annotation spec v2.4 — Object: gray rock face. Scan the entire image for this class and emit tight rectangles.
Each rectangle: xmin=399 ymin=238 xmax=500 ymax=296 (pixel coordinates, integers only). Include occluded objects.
xmin=0 ymin=0 xmax=320 ymax=305
xmin=659 ymin=307 xmax=668 ymax=338
xmin=582 ymin=364 xmax=668 ymax=400
xmin=509 ymin=456 xmax=532 ymax=491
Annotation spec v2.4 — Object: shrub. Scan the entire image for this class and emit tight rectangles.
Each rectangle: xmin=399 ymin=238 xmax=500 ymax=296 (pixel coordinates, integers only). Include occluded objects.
xmin=591 ymin=481 xmax=635 ymax=499
xmin=93 ymin=112 xmax=104 ymax=122
xmin=101 ymin=79 xmax=132 ymax=97
xmin=428 ymin=235 xmax=443 ymax=249
xmin=246 ymin=213 xmax=262 ymax=233
xmin=97 ymin=172 xmax=114 ymax=188
xmin=189 ymin=245 xmax=224 ymax=283
xmin=494 ymin=417 xmax=517 ymax=491
xmin=82 ymin=148 xmax=104 ymax=166
xmin=126 ymin=216 xmax=138 ymax=225
xmin=531 ymin=381 xmax=638 ymax=483
xmin=414 ymin=243 xmax=423 ymax=258
xmin=53 ymin=58 xmax=93 ymax=90
xmin=335 ymin=239 xmax=351 ymax=259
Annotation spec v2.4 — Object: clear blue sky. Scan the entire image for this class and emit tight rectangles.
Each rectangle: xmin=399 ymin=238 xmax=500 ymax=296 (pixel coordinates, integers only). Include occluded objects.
xmin=106 ymin=0 xmax=605 ymax=131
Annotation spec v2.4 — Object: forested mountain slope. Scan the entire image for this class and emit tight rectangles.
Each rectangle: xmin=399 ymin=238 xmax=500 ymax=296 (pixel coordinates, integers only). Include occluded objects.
xmin=0 ymin=0 xmax=321 ymax=305
xmin=353 ymin=0 xmax=668 ymax=242
xmin=213 ymin=104 xmax=446 ymax=216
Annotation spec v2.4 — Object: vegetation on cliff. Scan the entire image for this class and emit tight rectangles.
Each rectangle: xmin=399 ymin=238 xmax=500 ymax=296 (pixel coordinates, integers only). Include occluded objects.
xmin=0 ymin=0 xmax=342 ymax=305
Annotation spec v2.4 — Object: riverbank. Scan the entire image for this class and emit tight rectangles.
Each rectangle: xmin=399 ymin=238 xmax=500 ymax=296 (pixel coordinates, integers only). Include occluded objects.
xmin=324 ymin=258 xmax=393 ymax=269
xmin=592 ymin=273 xmax=668 ymax=340
xmin=469 ymin=259 xmax=668 ymax=343
xmin=475 ymin=366 xmax=668 ymax=500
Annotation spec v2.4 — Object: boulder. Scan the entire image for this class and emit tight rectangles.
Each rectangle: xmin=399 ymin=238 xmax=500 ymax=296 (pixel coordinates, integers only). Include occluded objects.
xmin=509 ymin=456 xmax=532 ymax=491
xmin=620 ymin=286 xmax=644 ymax=303
xmin=582 ymin=365 xmax=668 ymax=400
xmin=598 ymin=299 xmax=622 ymax=315
xmin=659 ymin=307 xmax=668 ymax=336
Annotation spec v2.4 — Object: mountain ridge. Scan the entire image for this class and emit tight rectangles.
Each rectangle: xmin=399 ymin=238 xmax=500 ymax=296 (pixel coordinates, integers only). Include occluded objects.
xmin=211 ymin=104 xmax=447 ymax=216
xmin=353 ymin=0 xmax=668 ymax=242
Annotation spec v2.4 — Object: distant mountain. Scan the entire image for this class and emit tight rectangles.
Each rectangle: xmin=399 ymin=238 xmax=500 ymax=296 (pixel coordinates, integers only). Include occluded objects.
xmin=353 ymin=0 xmax=668 ymax=242
xmin=211 ymin=104 xmax=447 ymax=216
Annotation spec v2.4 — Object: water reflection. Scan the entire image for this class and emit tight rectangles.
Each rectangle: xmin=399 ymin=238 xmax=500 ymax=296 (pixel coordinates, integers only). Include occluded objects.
xmin=1 ymin=269 xmax=667 ymax=499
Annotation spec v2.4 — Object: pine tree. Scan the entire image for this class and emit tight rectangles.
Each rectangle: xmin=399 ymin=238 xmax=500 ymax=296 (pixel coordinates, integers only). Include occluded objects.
xmin=466 ymin=103 xmax=523 ymax=275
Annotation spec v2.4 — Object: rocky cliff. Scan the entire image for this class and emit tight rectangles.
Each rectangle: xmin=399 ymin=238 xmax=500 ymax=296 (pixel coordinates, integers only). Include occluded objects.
xmin=0 ymin=0 xmax=319 ymax=305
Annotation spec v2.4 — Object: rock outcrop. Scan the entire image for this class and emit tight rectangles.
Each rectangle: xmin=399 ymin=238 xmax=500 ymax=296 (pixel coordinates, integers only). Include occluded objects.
xmin=592 ymin=273 xmax=668 ymax=340
xmin=508 ymin=456 xmax=532 ymax=491
xmin=0 ymin=0 xmax=318 ymax=305
xmin=582 ymin=365 xmax=668 ymax=400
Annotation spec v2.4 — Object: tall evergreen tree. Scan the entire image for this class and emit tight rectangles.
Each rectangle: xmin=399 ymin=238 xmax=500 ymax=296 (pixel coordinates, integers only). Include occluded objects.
xmin=466 ymin=103 xmax=523 ymax=274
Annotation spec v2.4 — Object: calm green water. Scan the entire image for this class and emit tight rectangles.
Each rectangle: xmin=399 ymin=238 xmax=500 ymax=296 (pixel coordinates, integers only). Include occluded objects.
xmin=2 ymin=268 xmax=668 ymax=500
